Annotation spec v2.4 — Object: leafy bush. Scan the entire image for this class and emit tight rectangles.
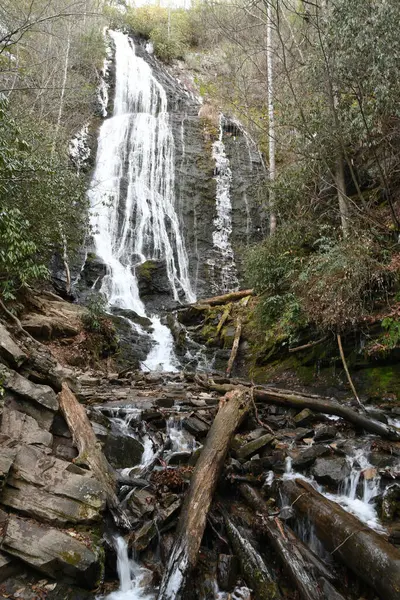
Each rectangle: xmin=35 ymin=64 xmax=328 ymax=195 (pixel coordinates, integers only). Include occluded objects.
xmin=0 ymin=96 xmax=89 ymax=303
xmin=295 ymin=237 xmax=392 ymax=330
xmin=82 ymin=294 xmax=108 ymax=332
xmin=0 ymin=208 xmax=48 ymax=301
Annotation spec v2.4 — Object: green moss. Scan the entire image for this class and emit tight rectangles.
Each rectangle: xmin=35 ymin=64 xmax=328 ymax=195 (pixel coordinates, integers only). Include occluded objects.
xmin=136 ymin=259 xmax=157 ymax=282
xmin=363 ymin=365 xmax=400 ymax=399
xmin=60 ymin=550 xmax=82 ymax=566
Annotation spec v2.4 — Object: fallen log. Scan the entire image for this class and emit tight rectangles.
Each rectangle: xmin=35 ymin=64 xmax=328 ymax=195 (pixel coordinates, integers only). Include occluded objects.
xmin=216 ymin=303 xmax=231 ymax=336
xmin=240 ymin=484 xmax=338 ymax=600
xmin=195 ymin=377 xmax=400 ymax=442
xmin=196 ymin=289 xmax=254 ymax=307
xmin=281 ymin=478 xmax=400 ymax=600
xmin=59 ymin=382 xmax=130 ymax=528
xmin=226 ymin=317 xmax=242 ymax=377
xmin=171 ymin=289 xmax=254 ymax=313
xmin=223 ymin=512 xmax=282 ymax=600
xmin=157 ymin=387 xmax=252 ymax=600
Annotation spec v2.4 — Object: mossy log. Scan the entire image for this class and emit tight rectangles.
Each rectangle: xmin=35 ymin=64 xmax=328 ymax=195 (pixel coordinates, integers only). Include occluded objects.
xmin=240 ymin=484 xmax=341 ymax=600
xmin=226 ymin=316 xmax=242 ymax=377
xmin=157 ymin=387 xmax=252 ymax=600
xmin=59 ymin=383 xmax=130 ymax=528
xmin=195 ymin=376 xmax=400 ymax=442
xmin=223 ymin=512 xmax=282 ymax=600
xmin=281 ymin=478 xmax=400 ymax=600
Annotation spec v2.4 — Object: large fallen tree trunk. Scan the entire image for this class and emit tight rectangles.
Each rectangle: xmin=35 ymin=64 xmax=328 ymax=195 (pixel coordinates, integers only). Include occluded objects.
xmin=59 ymin=383 xmax=130 ymax=528
xmin=281 ymin=478 xmax=400 ymax=600
xmin=195 ymin=377 xmax=400 ymax=442
xmin=157 ymin=387 xmax=251 ymax=600
xmin=223 ymin=512 xmax=282 ymax=600
xmin=172 ymin=289 xmax=254 ymax=312
xmin=240 ymin=484 xmax=341 ymax=600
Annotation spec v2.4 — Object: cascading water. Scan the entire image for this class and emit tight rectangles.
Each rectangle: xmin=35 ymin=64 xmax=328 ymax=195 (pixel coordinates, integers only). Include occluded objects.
xmin=210 ymin=115 xmax=239 ymax=293
xmin=89 ymin=30 xmax=195 ymax=371
xmin=102 ymin=536 xmax=154 ymax=600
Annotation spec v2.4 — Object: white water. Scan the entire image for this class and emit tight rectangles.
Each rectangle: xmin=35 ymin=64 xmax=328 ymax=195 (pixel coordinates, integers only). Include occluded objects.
xmin=103 ymin=537 xmax=154 ymax=600
xmin=89 ymin=30 xmax=194 ymax=371
xmin=283 ymin=445 xmax=384 ymax=532
xmin=211 ymin=115 xmax=239 ymax=293
xmin=166 ymin=416 xmax=197 ymax=453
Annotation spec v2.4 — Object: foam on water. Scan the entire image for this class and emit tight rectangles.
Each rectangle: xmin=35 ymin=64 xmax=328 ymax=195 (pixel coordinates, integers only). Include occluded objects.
xmin=102 ymin=537 xmax=154 ymax=600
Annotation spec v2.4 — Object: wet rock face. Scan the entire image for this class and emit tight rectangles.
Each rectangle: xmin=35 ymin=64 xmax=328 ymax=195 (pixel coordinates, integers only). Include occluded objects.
xmin=71 ymin=38 xmax=266 ymax=313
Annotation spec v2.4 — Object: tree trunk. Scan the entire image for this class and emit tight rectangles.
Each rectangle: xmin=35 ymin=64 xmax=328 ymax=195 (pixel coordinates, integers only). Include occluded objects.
xmin=224 ymin=512 xmax=282 ymax=600
xmin=281 ymin=478 xmax=400 ymax=600
xmin=195 ymin=377 xmax=400 ymax=442
xmin=266 ymin=0 xmax=277 ymax=235
xmin=240 ymin=484 xmax=342 ymax=600
xmin=157 ymin=388 xmax=252 ymax=600
xmin=58 ymin=382 xmax=130 ymax=528
xmin=197 ymin=289 xmax=254 ymax=307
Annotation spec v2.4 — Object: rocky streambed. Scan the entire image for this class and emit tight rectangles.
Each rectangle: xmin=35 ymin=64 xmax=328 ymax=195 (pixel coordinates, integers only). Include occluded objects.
xmin=0 ymin=303 xmax=399 ymax=600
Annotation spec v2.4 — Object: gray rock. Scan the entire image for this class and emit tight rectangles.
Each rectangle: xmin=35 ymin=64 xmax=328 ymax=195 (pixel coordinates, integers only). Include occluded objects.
xmin=21 ymin=314 xmax=79 ymax=341
xmin=314 ymin=425 xmax=337 ymax=441
xmin=52 ymin=435 xmax=78 ymax=462
xmin=0 ymin=444 xmax=17 ymax=491
xmin=292 ymin=445 xmax=331 ymax=470
xmin=0 ymin=323 xmax=27 ymax=368
xmin=2 ymin=445 xmax=105 ymax=525
xmin=0 ymin=550 xmax=20 ymax=583
xmin=217 ymin=554 xmax=239 ymax=591
xmin=1 ymin=408 xmax=53 ymax=448
xmin=293 ymin=409 xmax=314 ymax=426
xmin=312 ymin=457 xmax=351 ymax=487
xmin=382 ymin=483 xmax=400 ymax=521
xmin=5 ymin=392 xmax=55 ymax=431
xmin=0 ymin=511 xmax=103 ymax=588
xmin=103 ymin=430 xmax=144 ymax=469
xmin=235 ymin=434 xmax=275 ymax=460
xmin=0 ymin=365 xmax=58 ymax=411
xmin=182 ymin=416 xmax=209 ymax=438
xmin=167 ymin=451 xmax=191 ymax=466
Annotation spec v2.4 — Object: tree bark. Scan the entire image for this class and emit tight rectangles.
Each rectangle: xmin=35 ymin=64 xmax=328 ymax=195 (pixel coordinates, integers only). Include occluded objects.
xmin=240 ymin=484 xmax=341 ymax=600
xmin=226 ymin=317 xmax=242 ymax=377
xmin=224 ymin=512 xmax=282 ymax=599
xmin=196 ymin=289 xmax=254 ymax=307
xmin=59 ymin=382 xmax=130 ymax=528
xmin=266 ymin=0 xmax=277 ymax=235
xmin=157 ymin=387 xmax=252 ymax=600
xmin=195 ymin=377 xmax=400 ymax=442
xmin=281 ymin=478 xmax=400 ymax=600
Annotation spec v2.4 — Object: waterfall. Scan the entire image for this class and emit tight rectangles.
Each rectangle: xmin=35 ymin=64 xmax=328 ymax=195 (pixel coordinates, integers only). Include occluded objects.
xmin=88 ymin=30 xmax=194 ymax=371
xmin=211 ymin=115 xmax=239 ymax=293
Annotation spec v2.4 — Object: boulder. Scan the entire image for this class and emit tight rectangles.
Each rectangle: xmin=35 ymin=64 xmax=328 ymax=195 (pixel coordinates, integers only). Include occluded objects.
xmin=21 ymin=314 xmax=79 ymax=341
xmin=293 ymin=408 xmax=314 ymax=426
xmin=382 ymin=483 xmax=400 ymax=522
xmin=0 ymin=443 xmax=17 ymax=491
xmin=2 ymin=445 xmax=105 ymax=525
xmin=311 ymin=456 xmax=351 ymax=487
xmin=103 ymin=431 xmax=144 ymax=469
xmin=0 ymin=323 xmax=27 ymax=368
xmin=182 ymin=416 xmax=209 ymax=438
xmin=5 ymin=392 xmax=55 ymax=431
xmin=0 ymin=511 xmax=103 ymax=588
xmin=137 ymin=259 xmax=171 ymax=296
xmin=292 ymin=445 xmax=331 ymax=470
xmin=314 ymin=425 xmax=337 ymax=442
xmin=0 ymin=551 xmax=19 ymax=583
xmin=235 ymin=434 xmax=275 ymax=460
xmin=1 ymin=408 xmax=53 ymax=448
xmin=0 ymin=365 xmax=58 ymax=411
